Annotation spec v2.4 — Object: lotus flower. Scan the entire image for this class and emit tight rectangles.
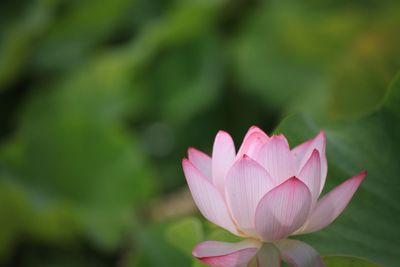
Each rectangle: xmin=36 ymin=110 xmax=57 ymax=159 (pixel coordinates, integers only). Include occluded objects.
xmin=182 ymin=126 xmax=366 ymax=267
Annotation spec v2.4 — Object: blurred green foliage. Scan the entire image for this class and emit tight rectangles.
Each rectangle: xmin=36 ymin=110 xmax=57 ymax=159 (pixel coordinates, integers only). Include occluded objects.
xmin=1 ymin=0 xmax=400 ymax=266
xmin=322 ymin=256 xmax=382 ymax=267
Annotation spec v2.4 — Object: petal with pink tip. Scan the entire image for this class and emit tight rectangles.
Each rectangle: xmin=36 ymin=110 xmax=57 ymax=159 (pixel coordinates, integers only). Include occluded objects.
xmin=255 ymin=135 xmax=296 ymax=184
xmin=236 ymin=126 xmax=269 ymax=159
xmin=212 ymin=131 xmax=236 ymax=192
xmin=274 ymin=239 xmax=325 ymax=267
xmin=244 ymin=126 xmax=269 ymax=140
xmin=225 ymin=156 xmax=275 ymax=236
xmin=256 ymin=243 xmax=281 ymax=267
xmin=297 ymin=149 xmax=321 ymax=205
xmin=193 ymin=239 xmax=261 ymax=267
xmin=255 ymin=177 xmax=312 ymax=241
xmin=182 ymin=159 xmax=238 ymax=235
xmin=188 ymin=147 xmax=212 ymax=181
xmin=292 ymin=131 xmax=327 ymax=193
xmin=296 ymin=171 xmax=366 ymax=234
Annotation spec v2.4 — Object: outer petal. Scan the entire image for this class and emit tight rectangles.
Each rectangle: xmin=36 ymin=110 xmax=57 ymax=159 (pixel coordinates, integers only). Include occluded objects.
xmin=256 ymin=243 xmax=281 ymax=267
xmin=236 ymin=126 xmax=269 ymax=159
xmin=274 ymin=239 xmax=325 ymax=267
xmin=255 ymin=177 xmax=312 ymax=241
xmin=296 ymin=171 xmax=366 ymax=234
xmin=188 ymin=147 xmax=212 ymax=181
xmin=193 ymin=239 xmax=261 ymax=267
xmin=182 ymin=159 xmax=238 ymax=235
xmin=297 ymin=149 xmax=321 ymax=206
xmin=243 ymin=126 xmax=269 ymax=140
xmin=225 ymin=156 xmax=275 ymax=236
xmin=212 ymin=131 xmax=236 ymax=193
xmin=255 ymin=135 xmax=296 ymax=184
xmin=292 ymin=131 xmax=327 ymax=193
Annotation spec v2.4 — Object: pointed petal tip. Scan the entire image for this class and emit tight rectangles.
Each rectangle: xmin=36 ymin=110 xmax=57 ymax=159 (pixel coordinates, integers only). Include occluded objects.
xmin=247 ymin=125 xmax=269 ymax=136
xmin=311 ymin=148 xmax=320 ymax=156
xmin=271 ymin=133 xmax=284 ymax=139
xmin=360 ymin=170 xmax=368 ymax=178
xmin=216 ymin=130 xmax=230 ymax=137
xmin=187 ymin=147 xmax=212 ymax=180
xmin=286 ymin=176 xmax=305 ymax=186
xmin=249 ymin=125 xmax=261 ymax=131
xmin=182 ymin=158 xmax=198 ymax=174
xmin=287 ymin=175 xmax=298 ymax=181
xmin=312 ymin=131 xmax=326 ymax=143
xmin=309 ymin=149 xmax=322 ymax=164
xmin=350 ymin=170 xmax=367 ymax=183
xmin=192 ymin=243 xmax=202 ymax=258
xmin=236 ymin=153 xmax=259 ymax=164
xmin=248 ymin=125 xmax=268 ymax=134
xmin=187 ymin=147 xmax=198 ymax=158
xmin=237 ymin=128 xmax=269 ymax=159
xmin=182 ymin=158 xmax=194 ymax=175
xmin=308 ymin=149 xmax=322 ymax=165
xmin=286 ymin=177 xmax=311 ymax=191
xmin=231 ymin=155 xmax=272 ymax=178
xmin=215 ymin=130 xmax=234 ymax=143
xmin=269 ymin=133 xmax=289 ymax=144
xmin=317 ymin=131 xmax=327 ymax=146
xmin=276 ymin=177 xmax=306 ymax=190
xmin=187 ymin=147 xmax=211 ymax=160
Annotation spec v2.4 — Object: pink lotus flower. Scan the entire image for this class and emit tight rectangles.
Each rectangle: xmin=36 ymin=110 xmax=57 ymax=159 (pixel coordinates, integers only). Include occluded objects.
xmin=182 ymin=126 xmax=366 ymax=267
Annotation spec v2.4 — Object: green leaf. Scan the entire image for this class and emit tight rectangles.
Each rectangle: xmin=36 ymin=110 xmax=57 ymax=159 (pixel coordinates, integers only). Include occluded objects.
xmin=206 ymin=228 xmax=241 ymax=243
xmin=0 ymin=0 xmax=55 ymax=89
xmin=383 ymin=72 xmax=400 ymax=115
xmin=275 ymin=75 xmax=400 ymax=266
xmin=323 ymin=256 xmax=382 ymax=267
xmin=131 ymin=222 xmax=192 ymax=267
xmin=165 ymin=217 xmax=204 ymax=257
xmin=231 ymin=1 xmax=361 ymax=108
xmin=231 ymin=1 xmax=400 ymax=121
xmin=0 ymin=78 xmax=156 ymax=251
xmin=148 ymin=36 xmax=223 ymax=126
xmin=31 ymin=0 xmax=136 ymax=73
xmin=192 ymin=260 xmax=209 ymax=267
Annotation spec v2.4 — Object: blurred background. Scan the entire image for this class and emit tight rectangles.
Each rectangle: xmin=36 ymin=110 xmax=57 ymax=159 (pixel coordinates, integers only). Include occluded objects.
xmin=1 ymin=0 xmax=400 ymax=266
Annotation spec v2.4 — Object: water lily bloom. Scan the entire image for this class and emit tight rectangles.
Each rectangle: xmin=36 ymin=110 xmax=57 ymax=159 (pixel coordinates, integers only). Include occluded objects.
xmin=182 ymin=126 xmax=366 ymax=267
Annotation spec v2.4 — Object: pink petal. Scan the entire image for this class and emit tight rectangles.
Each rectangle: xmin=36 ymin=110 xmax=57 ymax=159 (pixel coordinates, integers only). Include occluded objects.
xmin=255 ymin=177 xmax=312 ymax=241
xmin=255 ymin=134 xmax=296 ymax=184
xmin=193 ymin=239 xmax=261 ymax=267
xmin=236 ymin=126 xmax=269 ymax=159
xmin=256 ymin=243 xmax=281 ymax=267
xmin=244 ymin=126 xmax=269 ymax=140
xmin=182 ymin=159 xmax=238 ymax=235
xmin=292 ymin=131 xmax=327 ymax=193
xmin=274 ymin=239 xmax=325 ymax=267
xmin=225 ymin=156 xmax=275 ymax=236
xmin=188 ymin=147 xmax=212 ymax=181
xmin=297 ymin=149 xmax=321 ymax=206
xmin=212 ymin=131 xmax=236 ymax=193
xmin=296 ymin=171 xmax=366 ymax=234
